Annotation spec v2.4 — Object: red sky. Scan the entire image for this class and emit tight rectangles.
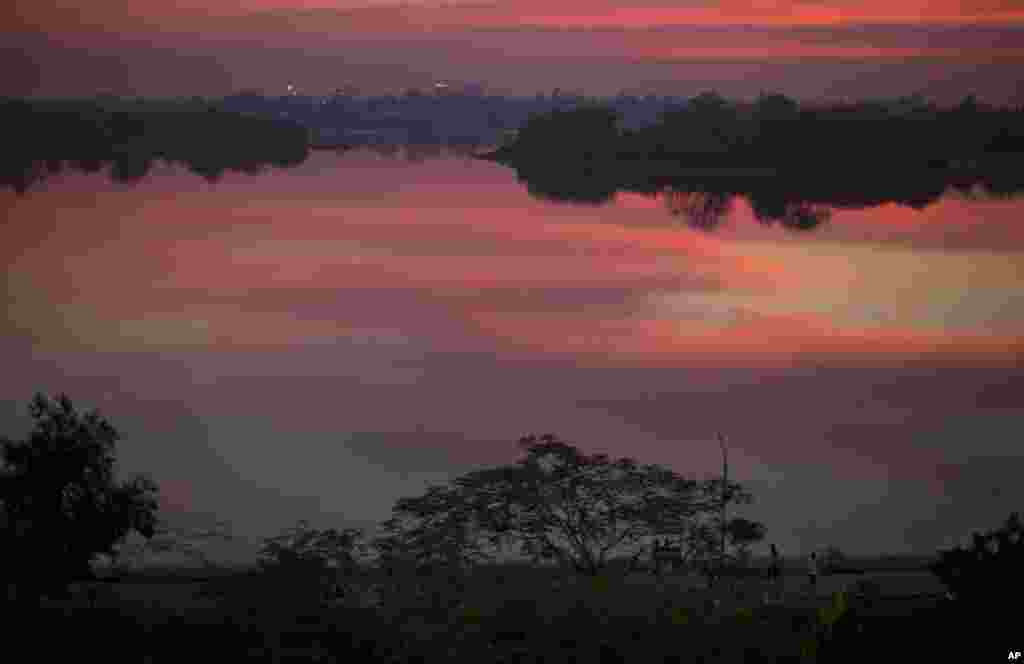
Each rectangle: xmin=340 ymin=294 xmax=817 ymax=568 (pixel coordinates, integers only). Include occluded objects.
xmin=11 ymin=1 xmax=1024 ymax=29
xmin=5 ymin=1 xmax=1024 ymax=100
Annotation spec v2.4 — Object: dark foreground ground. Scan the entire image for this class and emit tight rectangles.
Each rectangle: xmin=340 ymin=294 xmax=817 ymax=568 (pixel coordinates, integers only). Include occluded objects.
xmin=8 ymin=563 xmax=1015 ymax=663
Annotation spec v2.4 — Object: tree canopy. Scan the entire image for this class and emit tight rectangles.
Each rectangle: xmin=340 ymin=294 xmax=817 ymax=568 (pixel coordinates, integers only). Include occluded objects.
xmin=375 ymin=433 xmax=763 ymax=577
xmin=0 ymin=393 xmax=159 ymax=600
xmin=260 ymin=519 xmax=367 ymax=575
xmin=0 ymin=98 xmax=310 ymax=194
xmin=490 ymin=90 xmax=1024 ymax=215
xmin=257 ymin=519 xmax=369 ymax=607
xmin=930 ymin=511 xmax=1024 ymax=607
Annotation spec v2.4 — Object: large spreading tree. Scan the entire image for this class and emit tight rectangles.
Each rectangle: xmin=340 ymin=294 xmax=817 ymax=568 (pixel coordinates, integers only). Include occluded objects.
xmin=0 ymin=393 xmax=159 ymax=602
xmin=375 ymin=433 xmax=763 ymax=577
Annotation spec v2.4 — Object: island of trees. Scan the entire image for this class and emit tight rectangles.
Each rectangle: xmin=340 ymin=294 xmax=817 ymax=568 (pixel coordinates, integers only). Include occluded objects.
xmin=487 ymin=91 xmax=1024 ymax=169
xmin=0 ymin=97 xmax=311 ymax=193
xmin=481 ymin=91 xmax=1024 ymax=218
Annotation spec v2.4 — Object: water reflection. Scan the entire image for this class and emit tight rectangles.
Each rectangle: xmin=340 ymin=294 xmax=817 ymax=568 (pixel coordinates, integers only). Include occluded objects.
xmin=2 ymin=147 xmax=1022 ymax=557
xmin=9 ymin=129 xmax=1022 ymax=239
xmin=2 ymin=142 xmax=495 ymax=194
xmin=662 ymin=191 xmax=831 ymax=232
xmin=4 ymin=150 xmax=310 ymax=193
xmin=664 ymin=190 xmax=736 ymax=231
xmin=501 ymin=160 xmax=1024 ymax=232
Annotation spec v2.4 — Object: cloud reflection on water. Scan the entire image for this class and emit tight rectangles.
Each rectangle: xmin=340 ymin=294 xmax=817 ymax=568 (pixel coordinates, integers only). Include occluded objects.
xmin=1 ymin=149 xmax=1021 ymax=555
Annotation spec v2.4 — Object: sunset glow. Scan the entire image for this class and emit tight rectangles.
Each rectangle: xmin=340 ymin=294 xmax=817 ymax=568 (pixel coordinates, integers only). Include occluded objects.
xmin=5 ymin=1 xmax=1024 ymax=100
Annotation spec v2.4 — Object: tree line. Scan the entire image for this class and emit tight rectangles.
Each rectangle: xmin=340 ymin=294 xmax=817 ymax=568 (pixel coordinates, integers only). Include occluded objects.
xmin=493 ymin=91 xmax=1024 ymax=169
xmin=2 ymin=392 xmax=1018 ymax=614
xmin=1 ymin=393 xmax=765 ymax=606
xmin=0 ymin=98 xmax=311 ymax=193
xmin=512 ymin=162 xmax=1024 ymax=230
xmin=483 ymin=91 xmax=1024 ymax=219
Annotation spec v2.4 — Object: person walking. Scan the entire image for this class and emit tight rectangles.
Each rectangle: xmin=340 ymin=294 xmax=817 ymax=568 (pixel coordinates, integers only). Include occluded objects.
xmin=807 ymin=550 xmax=820 ymax=595
xmin=770 ymin=544 xmax=781 ymax=583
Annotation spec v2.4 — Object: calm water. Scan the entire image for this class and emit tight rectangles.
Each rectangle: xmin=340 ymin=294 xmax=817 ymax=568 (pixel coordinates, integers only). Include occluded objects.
xmin=2 ymin=148 xmax=1022 ymax=557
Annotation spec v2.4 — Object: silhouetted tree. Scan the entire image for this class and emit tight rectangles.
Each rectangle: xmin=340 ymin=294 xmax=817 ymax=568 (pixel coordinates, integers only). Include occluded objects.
xmin=497 ymin=91 xmax=1024 ymax=176
xmin=259 ymin=519 xmax=369 ymax=608
xmin=0 ymin=393 xmax=159 ymax=605
xmin=664 ymin=189 xmax=733 ymax=231
xmin=753 ymin=92 xmax=799 ymax=121
xmin=930 ymin=511 xmax=1024 ymax=607
xmin=750 ymin=92 xmax=799 ymax=156
xmin=697 ymin=433 xmax=764 ymax=584
xmin=521 ymin=169 xmax=620 ymax=205
xmin=374 ymin=481 xmax=497 ymax=573
xmin=376 ymin=434 xmax=748 ymax=578
xmin=724 ymin=518 xmax=766 ymax=568
xmin=110 ymin=156 xmax=153 ymax=184
xmin=752 ymin=200 xmax=831 ymax=231
xmin=1 ymin=99 xmax=310 ymax=193
xmin=507 ymin=106 xmax=622 ymax=162
xmin=121 ymin=517 xmax=238 ymax=571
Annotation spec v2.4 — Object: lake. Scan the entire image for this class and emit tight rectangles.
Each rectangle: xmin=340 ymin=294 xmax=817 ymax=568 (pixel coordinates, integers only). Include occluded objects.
xmin=1 ymin=147 xmax=1022 ymax=558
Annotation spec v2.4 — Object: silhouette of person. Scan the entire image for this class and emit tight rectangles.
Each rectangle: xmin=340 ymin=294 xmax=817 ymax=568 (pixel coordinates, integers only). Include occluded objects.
xmin=807 ymin=550 xmax=819 ymax=592
xmin=771 ymin=543 xmax=781 ymax=582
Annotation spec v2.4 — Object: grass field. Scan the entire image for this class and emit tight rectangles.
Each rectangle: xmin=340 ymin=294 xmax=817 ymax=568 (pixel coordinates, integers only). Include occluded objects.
xmin=46 ymin=559 xmax=948 ymax=618
xmin=16 ymin=558 xmax=983 ymax=664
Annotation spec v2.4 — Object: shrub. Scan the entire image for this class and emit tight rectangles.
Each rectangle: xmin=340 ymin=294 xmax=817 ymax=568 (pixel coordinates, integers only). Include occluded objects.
xmin=257 ymin=520 xmax=368 ymax=609
xmin=929 ymin=512 xmax=1024 ymax=607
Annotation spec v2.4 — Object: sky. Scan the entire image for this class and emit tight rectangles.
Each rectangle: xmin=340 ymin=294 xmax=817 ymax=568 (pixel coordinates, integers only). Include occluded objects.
xmin=4 ymin=1 xmax=1024 ymax=103
xmin=1 ymin=150 xmax=1022 ymax=563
